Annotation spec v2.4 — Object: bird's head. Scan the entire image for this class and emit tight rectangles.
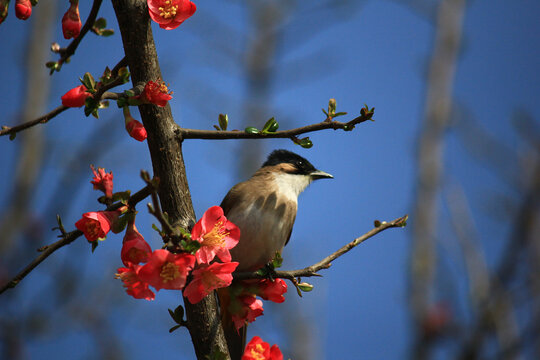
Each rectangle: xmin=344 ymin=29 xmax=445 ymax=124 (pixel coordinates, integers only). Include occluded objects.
xmin=261 ymin=149 xmax=333 ymax=197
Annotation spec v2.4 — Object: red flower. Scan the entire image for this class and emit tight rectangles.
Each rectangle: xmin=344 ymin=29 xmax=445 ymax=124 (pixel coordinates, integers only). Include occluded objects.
xmin=75 ymin=209 xmax=124 ymax=242
xmin=256 ymin=278 xmax=287 ymax=303
xmin=184 ymin=262 xmax=239 ymax=304
xmin=139 ymin=80 xmax=172 ymax=107
xmin=230 ymin=295 xmax=264 ymax=331
xmin=62 ymin=0 xmax=82 ymax=39
xmin=192 ymin=206 xmax=240 ymax=264
xmin=61 ymin=85 xmax=91 ymax=107
xmin=241 ymin=336 xmax=283 ymax=360
xmin=147 ymin=0 xmax=196 ymax=30
xmin=90 ymin=165 xmax=113 ymax=199
xmin=116 ymin=265 xmax=155 ymax=300
xmin=138 ymin=249 xmax=195 ymax=291
xmin=242 ymin=336 xmax=283 ymax=360
xmin=121 ymin=223 xmax=152 ymax=266
xmin=125 ymin=115 xmax=148 ymax=142
xmin=15 ymin=0 xmax=32 ymax=20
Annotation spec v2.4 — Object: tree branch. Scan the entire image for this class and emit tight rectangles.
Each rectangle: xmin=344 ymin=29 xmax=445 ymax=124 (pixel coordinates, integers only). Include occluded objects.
xmin=0 ymin=184 xmax=152 ymax=295
xmin=233 ymin=215 xmax=408 ymax=281
xmin=1 ymin=105 xmax=68 ymax=138
xmin=57 ymin=0 xmax=104 ymax=67
xmin=177 ymin=112 xmax=374 ymax=141
xmin=1 ymin=57 xmax=128 ymax=138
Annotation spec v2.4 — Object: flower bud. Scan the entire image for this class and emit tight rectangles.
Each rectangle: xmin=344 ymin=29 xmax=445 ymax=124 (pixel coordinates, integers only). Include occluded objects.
xmin=123 ymin=108 xmax=147 ymax=142
xmin=15 ymin=0 xmax=32 ymax=20
xmin=62 ymin=0 xmax=81 ymax=39
xmin=328 ymin=98 xmax=337 ymax=115
xmin=61 ymin=85 xmax=91 ymax=107
xmin=50 ymin=42 xmax=61 ymax=53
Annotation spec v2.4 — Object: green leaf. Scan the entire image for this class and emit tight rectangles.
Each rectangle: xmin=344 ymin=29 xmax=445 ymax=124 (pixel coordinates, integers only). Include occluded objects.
xmin=295 ymin=285 xmax=303 ymax=297
xmin=173 ymin=305 xmax=184 ymax=322
xmin=213 ymin=125 xmax=220 ymax=131
xmin=244 ymin=126 xmax=259 ymax=134
xmin=111 ymin=213 xmax=129 ymax=234
xmin=91 ymin=240 xmax=99 ymax=253
xmin=271 ymin=252 xmax=283 ymax=269
xmin=218 ymin=113 xmax=228 ymax=130
xmin=99 ymin=29 xmax=115 ymax=37
xmin=112 ymin=190 xmax=131 ymax=204
xmin=9 ymin=132 xmax=16 ymax=141
xmin=334 ymin=111 xmax=347 ymax=117
xmin=261 ymin=117 xmax=278 ymax=133
xmin=182 ymin=240 xmax=201 ymax=254
xmin=373 ymin=220 xmax=382 ymax=227
xmin=168 ymin=304 xmax=185 ymax=324
xmin=84 ymin=97 xmax=100 ymax=117
xmin=298 ymin=282 xmax=314 ymax=292
xmin=100 ymin=67 xmax=112 ymax=84
xmin=81 ymin=72 xmax=96 ymax=91
xmin=298 ymin=137 xmax=313 ymax=148
xmin=118 ymin=67 xmax=130 ymax=84
xmin=93 ymin=17 xmax=107 ymax=29
xmin=91 ymin=108 xmax=99 ymax=119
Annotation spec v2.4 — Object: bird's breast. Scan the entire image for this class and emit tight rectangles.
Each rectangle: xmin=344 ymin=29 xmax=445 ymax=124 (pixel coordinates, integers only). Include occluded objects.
xmin=227 ymin=192 xmax=297 ymax=271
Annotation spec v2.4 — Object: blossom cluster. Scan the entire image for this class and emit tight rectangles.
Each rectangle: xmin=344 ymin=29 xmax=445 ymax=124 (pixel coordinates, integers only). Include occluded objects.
xmin=50 ymin=0 xmax=194 ymax=144
xmin=75 ymin=166 xmax=287 ymax=350
xmin=60 ymin=79 xmax=176 ymax=142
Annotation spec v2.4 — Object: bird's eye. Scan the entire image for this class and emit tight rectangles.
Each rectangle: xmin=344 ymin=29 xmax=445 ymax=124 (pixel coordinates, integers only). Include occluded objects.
xmin=296 ymin=160 xmax=303 ymax=167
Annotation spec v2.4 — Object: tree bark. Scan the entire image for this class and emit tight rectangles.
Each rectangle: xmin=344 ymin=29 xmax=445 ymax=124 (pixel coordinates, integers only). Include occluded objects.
xmin=111 ymin=1 xmax=230 ymax=358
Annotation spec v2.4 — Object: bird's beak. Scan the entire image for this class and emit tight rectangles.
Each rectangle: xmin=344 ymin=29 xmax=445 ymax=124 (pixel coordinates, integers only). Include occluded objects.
xmin=310 ymin=170 xmax=333 ymax=180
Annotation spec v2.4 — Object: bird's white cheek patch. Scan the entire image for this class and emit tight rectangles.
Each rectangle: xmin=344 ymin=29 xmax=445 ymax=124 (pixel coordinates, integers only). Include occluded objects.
xmin=272 ymin=173 xmax=311 ymax=202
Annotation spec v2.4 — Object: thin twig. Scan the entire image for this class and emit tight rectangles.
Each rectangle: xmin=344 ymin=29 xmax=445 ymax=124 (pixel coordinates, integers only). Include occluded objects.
xmin=177 ymin=112 xmax=374 ymax=141
xmin=58 ymin=0 xmax=104 ymax=66
xmin=140 ymin=171 xmax=176 ymax=236
xmin=1 ymin=105 xmax=69 ymax=137
xmin=0 ymin=184 xmax=152 ymax=295
xmin=233 ymin=215 xmax=408 ymax=281
xmin=1 ymin=57 xmax=128 ymax=138
xmin=92 ymin=57 xmax=128 ymax=101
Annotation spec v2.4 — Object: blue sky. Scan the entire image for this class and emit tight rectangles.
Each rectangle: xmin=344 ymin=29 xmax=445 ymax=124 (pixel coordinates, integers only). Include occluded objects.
xmin=1 ymin=0 xmax=539 ymax=359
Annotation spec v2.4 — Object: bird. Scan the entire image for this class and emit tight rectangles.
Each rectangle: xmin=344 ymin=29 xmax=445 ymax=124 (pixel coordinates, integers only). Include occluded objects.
xmin=219 ymin=149 xmax=333 ymax=359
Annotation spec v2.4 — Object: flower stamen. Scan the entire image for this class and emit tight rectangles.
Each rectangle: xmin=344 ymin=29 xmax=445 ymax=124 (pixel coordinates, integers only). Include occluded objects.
xmin=160 ymin=262 xmax=180 ymax=283
xmin=158 ymin=0 xmax=178 ymax=19
xmin=201 ymin=220 xmax=230 ymax=247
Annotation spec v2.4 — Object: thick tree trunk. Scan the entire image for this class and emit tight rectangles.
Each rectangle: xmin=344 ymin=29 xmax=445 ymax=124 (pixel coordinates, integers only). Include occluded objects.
xmin=111 ymin=1 xmax=230 ymax=358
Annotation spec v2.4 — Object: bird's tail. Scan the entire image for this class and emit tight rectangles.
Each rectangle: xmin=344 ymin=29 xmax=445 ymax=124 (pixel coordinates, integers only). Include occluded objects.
xmin=218 ymin=287 xmax=247 ymax=360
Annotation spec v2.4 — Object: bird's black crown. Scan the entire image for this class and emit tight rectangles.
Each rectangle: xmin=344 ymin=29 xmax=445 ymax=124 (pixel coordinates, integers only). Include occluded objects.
xmin=262 ymin=149 xmax=317 ymax=175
